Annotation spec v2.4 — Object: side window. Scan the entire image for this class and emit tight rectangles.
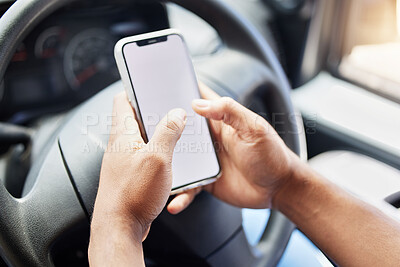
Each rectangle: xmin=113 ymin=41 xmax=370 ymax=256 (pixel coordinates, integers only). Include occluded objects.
xmin=339 ymin=0 xmax=400 ymax=102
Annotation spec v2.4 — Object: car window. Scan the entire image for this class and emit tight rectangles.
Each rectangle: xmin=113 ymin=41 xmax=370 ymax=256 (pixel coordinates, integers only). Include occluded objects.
xmin=339 ymin=0 xmax=400 ymax=102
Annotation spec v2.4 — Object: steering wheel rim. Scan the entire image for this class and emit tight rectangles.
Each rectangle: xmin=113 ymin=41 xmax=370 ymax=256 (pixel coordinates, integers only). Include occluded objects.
xmin=0 ymin=0 xmax=302 ymax=266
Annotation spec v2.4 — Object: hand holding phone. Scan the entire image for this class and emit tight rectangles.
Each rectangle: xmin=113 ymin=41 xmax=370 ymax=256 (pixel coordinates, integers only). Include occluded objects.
xmin=114 ymin=29 xmax=220 ymax=194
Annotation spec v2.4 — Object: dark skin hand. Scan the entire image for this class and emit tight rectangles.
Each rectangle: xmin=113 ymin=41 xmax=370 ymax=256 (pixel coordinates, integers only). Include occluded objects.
xmin=168 ymin=84 xmax=295 ymax=213
xmin=89 ymin=84 xmax=400 ymax=267
xmin=89 ymin=93 xmax=187 ymax=266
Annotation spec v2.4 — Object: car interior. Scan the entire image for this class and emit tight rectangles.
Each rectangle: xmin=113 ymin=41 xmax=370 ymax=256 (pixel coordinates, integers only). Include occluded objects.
xmin=0 ymin=0 xmax=399 ymax=266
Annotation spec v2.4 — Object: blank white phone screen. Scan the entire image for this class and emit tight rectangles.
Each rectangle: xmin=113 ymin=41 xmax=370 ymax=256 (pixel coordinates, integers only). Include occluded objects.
xmin=122 ymin=34 xmax=220 ymax=190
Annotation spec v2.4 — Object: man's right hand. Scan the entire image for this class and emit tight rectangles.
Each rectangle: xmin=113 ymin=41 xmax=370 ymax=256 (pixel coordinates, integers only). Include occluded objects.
xmin=168 ymin=84 xmax=299 ymax=214
xmin=167 ymin=84 xmax=400 ymax=267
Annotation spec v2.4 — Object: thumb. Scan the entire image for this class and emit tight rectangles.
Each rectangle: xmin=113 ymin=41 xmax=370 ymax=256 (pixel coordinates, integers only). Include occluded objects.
xmin=192 ymin=97 xmax=256 ymax=130
xmin=149 ymin=108 xmax=187 ymax=155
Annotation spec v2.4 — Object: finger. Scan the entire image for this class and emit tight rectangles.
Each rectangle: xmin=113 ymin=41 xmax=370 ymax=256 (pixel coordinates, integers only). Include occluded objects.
xmin=198 ymin=82 xmax=220 ymax=100
xmin=148 ymin=108 xmax=187 ymax=155
xmin=197 ymin=83 xmax=225 ymax=137
xmin=111 ymin=92 xmax=143 ymax=143
xmin=167 ymin=187 xmax=202 ymax=215
xmin=192 ymin=96 xmax=257 ymax=131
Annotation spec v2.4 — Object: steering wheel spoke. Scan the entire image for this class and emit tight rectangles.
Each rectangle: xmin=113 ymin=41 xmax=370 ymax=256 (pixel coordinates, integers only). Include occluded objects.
xmin=0 ymin=143 xmax=87 ymax=266
xmin=195 ymin=47 xmax=276 ymax=100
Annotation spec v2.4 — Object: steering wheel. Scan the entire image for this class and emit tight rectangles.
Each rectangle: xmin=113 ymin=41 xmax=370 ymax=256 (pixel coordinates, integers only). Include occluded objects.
xmin=0 ymin=0 xmax=303 ymax=266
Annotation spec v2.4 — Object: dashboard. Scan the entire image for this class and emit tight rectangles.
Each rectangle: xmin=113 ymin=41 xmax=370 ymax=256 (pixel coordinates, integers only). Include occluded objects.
xmin=0 ymin=0 xmax=297 ymax=124
xmin=0 ymin=2 xmax=169 ymax=123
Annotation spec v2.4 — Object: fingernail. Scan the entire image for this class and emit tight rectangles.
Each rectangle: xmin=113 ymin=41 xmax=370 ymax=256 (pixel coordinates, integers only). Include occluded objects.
xmin=192 ymin=99 xmax=210 ymax=109
xmin=171 ymin=108 xmax=187 ymax=121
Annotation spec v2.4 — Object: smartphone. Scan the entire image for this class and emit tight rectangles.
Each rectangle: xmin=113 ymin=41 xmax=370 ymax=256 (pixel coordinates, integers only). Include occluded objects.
xmin=114 ymin=29 xmax=221 ymax=194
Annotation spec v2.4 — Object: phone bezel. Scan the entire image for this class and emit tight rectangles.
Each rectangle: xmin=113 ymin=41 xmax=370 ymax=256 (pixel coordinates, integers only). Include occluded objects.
xmin=114 ymin=29 xmax=221 ymax=194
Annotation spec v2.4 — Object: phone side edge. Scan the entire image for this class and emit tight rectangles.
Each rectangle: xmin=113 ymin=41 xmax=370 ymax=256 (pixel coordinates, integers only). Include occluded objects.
xmin=171 ymin=175 xmax=221 ymax=195
xmin=170 ymin=32 xmax=222 ymax=194
xmin=114 ymin=38 xmax=147 ymax=142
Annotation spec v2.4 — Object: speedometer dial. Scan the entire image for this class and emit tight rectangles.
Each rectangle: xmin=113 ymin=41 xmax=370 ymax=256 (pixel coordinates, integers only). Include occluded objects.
xmin=64 ymin=28 xmax=118 ymax=90
xmin=35 ymin=26 xmax=64 ymax=59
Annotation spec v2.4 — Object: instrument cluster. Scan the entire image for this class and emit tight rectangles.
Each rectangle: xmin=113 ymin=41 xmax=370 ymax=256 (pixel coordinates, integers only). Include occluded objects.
xmin=0 ymin=2 xmax=168 ymax=123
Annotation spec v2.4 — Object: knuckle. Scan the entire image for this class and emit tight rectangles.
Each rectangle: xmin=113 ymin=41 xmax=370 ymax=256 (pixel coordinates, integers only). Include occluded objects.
xmin=165 ymin=118 xmax=182 ymax=132
xmin=220 ymin=97 xmax=235 ymax=110
xmin=220 ymin=97 xmax=240 ymax=125
xmin=222 ymin=112 xmax=232 ymax=126
xmin=144 ymin=152 xmax=168 ymax=169
xmin=251 ymin=115 xmax=270 ymax=136
xmin=219 ymin=97 xmax=236 ymax=124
